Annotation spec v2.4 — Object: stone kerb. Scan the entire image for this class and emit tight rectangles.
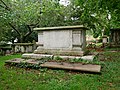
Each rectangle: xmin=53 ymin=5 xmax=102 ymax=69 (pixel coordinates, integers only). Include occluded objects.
xmin=33 ymin=25 xmax=88 ymax=56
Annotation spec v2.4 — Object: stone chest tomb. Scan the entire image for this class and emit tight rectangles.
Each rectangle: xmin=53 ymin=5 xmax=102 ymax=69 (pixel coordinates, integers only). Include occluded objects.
xmin=110 ymin=28 xmax=120 ymax=47
xmin=6 ymin=26 xmax=99 ymax=72
xmin=34 ymin=25 xmax=88 ymax=56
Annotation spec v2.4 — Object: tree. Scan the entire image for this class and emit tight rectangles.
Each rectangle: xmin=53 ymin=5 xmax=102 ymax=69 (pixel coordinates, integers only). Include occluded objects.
xmin=37 ymin=0 xmax=65 ymax=27
xmin=68 ymin=0 xmax=120 ymax=37
xmin=0 ymin=0 xmax=40 ymax=42
xmin=0 ymin=0 xmax=71 ymax=42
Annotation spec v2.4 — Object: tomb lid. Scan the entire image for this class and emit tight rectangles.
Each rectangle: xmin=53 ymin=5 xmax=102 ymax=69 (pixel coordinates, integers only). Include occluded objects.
xmin=34 ymin=25 xmax=88 ymax=31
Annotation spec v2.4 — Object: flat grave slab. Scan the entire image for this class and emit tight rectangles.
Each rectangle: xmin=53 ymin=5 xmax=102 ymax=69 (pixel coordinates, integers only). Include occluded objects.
xmin=5 ymin=58 xmax=101 ymax=73
xmin=40 ymin=62 xmax=101 ymax=73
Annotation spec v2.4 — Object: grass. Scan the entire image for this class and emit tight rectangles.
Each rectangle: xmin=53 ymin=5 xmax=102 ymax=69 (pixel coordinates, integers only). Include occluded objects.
xmin=0 ymin=52 xmax=120 ymax=90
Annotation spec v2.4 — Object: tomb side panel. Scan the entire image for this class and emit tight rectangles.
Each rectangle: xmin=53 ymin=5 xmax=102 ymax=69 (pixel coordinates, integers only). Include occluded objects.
xmin=72 ymin=30 xmax=82 ymax=50
xmin=38 ymin=31 xmax=43 ymax=45
xmin=44 ymin=30 xmax=72 ymax=49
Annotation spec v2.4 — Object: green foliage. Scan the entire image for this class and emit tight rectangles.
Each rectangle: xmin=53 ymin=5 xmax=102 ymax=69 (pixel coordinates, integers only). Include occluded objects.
xmin=0 ymin=0 xmax=73 ymax=42
xmin=0 ymin=0 xmax=40 ymax=42
xmin=70 ymin=0 xmax=120 ymax=37
xmin=0 ymin=54 xmax=21 ymax=67
xmin=54 ymin=56 xmax=63 ymax=60
xmin=69 ymin=57 xmax=104 ymax=65
xmin=0 ymin=0 xmax=120 ymax=41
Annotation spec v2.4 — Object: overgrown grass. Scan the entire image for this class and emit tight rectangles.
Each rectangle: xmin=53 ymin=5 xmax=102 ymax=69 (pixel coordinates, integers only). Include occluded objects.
xmin=0 ymin=52 xmax=120 ymax=90
xmin=0 ymin=54 xmax=21 ymax=67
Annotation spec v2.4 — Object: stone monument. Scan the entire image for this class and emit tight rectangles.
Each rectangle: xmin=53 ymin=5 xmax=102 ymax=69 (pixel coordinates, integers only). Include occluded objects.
xmin=22 ymin=25 xmax=95 ymax=60
xmin=110 ymin=28 xmax=120 ymax=47
xmin=34 ymin=25 xmax=88 ymax=56
xmin=5 ymin=26 xmax=100 ymax=72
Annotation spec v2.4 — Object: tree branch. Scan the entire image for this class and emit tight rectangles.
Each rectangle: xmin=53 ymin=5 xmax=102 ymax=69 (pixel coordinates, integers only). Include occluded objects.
xmin=8 ymin=23 xmax=21 ymax=36
xmin=0 ymin=4 xmax=5 ymax=8
xmin=0 ymin=0 xmax=10 ymax=11
xmin=0 ymin=4 xmax=10 ymax=11
xmin=24 ymin=25 xmax=33 ymax=39
xmin=29 ymin=20 xmax=39 ymax=27
xmin=34 ymin=21 xmax=39 ymax=27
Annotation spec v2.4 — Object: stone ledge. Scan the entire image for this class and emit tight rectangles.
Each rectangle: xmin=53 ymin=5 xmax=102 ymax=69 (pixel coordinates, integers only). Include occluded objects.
xmin=22 ymin=53 xmax=95 ymax=61
xmin=34 ymin=25 xmax=88 ymax=31
xmin=34 ymin=49 xmax=85 ymax=56
xmin=22 ymin=53 xmax=53 ymax=59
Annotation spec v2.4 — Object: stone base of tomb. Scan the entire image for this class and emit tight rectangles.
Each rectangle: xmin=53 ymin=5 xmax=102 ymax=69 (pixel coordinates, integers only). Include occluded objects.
xmin=34 ymin=48 xmax=85 ymax=56
xmin=22 ymin=53 xmax=95 ymax=61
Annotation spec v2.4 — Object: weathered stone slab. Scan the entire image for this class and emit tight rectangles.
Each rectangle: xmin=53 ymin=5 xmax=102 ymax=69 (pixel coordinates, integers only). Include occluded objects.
xmin=22 ymin=53 xmax=53 ymax=59
xmin=41 ymin=62 xmax=101 ymax=73
xmin=5 ymin=58 xmax=24 ymax=63
xmin=54 ymin=55 xmax=95 ymax=61
xmin=22 ymin=53 xmax=95 ymax=61
xmin=5 ymin=58 xmax=39 ymax=64
xmin=5 ymin=58 xmax=101 ymax=73
xmin=34 ymin=49 xmax=84 ymax=56
xmin=80 ymin=55 xmax=95 ymax=61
